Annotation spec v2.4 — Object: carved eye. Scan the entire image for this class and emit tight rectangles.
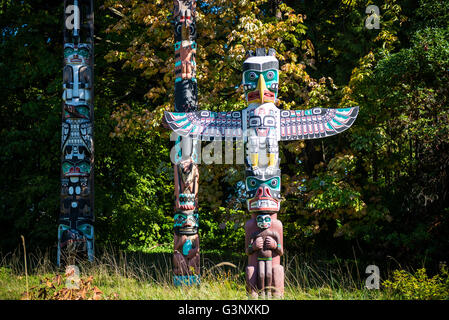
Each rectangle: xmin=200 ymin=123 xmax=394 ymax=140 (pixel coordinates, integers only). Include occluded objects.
xmin=79 ymin=162 xmax=90 ymax=172
xmin=78 ymin=48 xmax=89 ymax=57
xmin=263 ymin=116 xmax=275 ymax=127
xmin=248 ymin=72 xmax=257 ymax=81
xmin=266 ymin=71 xmax=275 ymax=80
xmin=64 ymin=48 xmax=74 ymax=57
xmin=270 ymin=179 xmax=278 ymax=187
xmin=249 ymin=117 xmax=261 ymax=127
xmin=247 ymin=178 xmax=258 ymax=190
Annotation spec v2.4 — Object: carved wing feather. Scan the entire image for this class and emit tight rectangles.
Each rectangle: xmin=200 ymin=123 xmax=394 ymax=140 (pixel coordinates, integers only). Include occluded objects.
xmin=279 ymin=106 xmax=359 ymax=141
xmin=164 ymin=111 xmax=243 ymax=141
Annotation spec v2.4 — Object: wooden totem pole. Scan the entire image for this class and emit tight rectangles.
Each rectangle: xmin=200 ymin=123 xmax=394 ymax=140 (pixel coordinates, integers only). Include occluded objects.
xmin=172 ymin=0 xmax=200 ymax=286
xmin=58 ymin=0 xmax=95 ymax=266
xmin=164 ymin=48 xmax=359 ymax=298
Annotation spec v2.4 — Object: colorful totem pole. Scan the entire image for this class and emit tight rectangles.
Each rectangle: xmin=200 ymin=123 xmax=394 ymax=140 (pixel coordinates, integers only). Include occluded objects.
xmin=58 ymin=0 xmax=95 ymax=266
xmin=164 ymin=48 xmax=359 ymax=297
xmin=171 ymin=0 xmax=200 ymax=286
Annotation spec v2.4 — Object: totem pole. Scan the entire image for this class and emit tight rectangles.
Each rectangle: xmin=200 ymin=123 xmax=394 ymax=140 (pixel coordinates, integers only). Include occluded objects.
xmin=171 ymin=0 xmax=200 ymax=286
xmin=58 ymin=0 xmax=95 ymax=266
xmin=164 ymin=48 xmax=359 ymax=298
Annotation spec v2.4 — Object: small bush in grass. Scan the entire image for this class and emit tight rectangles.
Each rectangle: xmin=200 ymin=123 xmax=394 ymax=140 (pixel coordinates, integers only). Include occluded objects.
xmin=383 ymin=265 xmax=449 ymax=300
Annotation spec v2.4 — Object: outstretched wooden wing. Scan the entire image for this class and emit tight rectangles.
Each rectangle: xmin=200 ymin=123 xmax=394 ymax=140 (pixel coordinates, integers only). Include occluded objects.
xmin=279 ymin=107 xmax=359 ymax=141
xmin=164 ymin=110 xmax=243 ymax=141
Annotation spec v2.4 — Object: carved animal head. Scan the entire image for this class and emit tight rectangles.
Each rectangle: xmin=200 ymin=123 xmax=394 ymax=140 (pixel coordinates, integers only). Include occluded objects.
xmin=246 ymin=176 xmax=281 ymax=212
xmin=174 ymin=212 xmax=199 ymax=235
xmin=64 ymin=43 xmax=90 ymax=65
xmin=242 ymin=48 xmax=279 ymax=105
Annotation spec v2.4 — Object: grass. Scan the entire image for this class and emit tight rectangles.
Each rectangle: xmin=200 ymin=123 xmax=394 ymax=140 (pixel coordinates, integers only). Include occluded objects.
xmin=0 ymin=245 xmax=393 ymax=300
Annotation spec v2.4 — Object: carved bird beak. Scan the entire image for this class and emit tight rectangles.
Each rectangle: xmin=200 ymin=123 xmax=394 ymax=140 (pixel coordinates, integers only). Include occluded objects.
xmin=257 ymin=76 xmax=267 ymax=103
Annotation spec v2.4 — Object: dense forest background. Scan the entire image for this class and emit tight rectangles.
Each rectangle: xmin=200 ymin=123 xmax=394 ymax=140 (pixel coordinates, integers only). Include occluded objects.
xmin=0 ymin=0 xmax=448 ymax=268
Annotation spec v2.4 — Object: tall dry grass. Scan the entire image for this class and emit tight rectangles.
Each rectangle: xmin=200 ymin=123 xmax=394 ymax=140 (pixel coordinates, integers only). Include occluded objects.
xmin=0 ymin=244 xmax=387 ymax=300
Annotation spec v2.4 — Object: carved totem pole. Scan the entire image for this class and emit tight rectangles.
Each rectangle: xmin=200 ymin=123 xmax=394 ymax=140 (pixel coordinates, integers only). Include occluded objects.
xmin=164 ymin=48 xmax=359 ymax=297
xmin=171 ymin=0 xmax=200 ymax=286
xmin=58 ymin=0 xmax=95 ymax=266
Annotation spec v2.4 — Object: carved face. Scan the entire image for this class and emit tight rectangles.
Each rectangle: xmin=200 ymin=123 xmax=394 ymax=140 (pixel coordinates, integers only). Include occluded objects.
xmin=64 ymin=43 xmax=90 ymax=65
xmin=62 ymin=145 xmax=91 ymax=178
xmin=174 ymin=213 xmax=199 ymax=235
xmin=243 ymin=55 xmax=279 ymax=104
xmin=256 ymin=214 xmax=272 ymax=229
xmin=248 ymin=103 xmax=278 ymax=137
xmin=246 ymin=176 xmax=281 ymax=212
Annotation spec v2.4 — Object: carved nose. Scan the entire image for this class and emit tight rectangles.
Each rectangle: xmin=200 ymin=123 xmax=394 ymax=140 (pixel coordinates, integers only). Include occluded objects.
xmin=69 ymin=167 xmax=80 ymax=173
xmin=265 ymin=187 xmax=272 ymax=197
xmin=256 ymin=185 xmax=271 ymax=197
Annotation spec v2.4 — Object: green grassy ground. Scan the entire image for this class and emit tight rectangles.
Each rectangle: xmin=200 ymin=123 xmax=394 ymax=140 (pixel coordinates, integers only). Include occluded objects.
xmin=0 ymin=271 xmax=389 ymax=300
xmin=0 ymin=245 xmax=395 ymax=300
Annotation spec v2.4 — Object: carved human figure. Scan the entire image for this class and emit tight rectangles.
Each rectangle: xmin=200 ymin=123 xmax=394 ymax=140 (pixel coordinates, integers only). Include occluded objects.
xmin=172 ymin=156 xmax=200 ymax=283
xmin=173 ymin=212 xmax=200 ymax=284
xmin=245 ymin=213 xmax=284 ymax=298
xmin=173 ymin=232 xmax=200 ymax=275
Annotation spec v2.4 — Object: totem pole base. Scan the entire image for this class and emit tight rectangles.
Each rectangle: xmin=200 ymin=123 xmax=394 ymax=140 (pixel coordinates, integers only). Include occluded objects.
xmin=174 ymin=275 xmax=200 ymax=287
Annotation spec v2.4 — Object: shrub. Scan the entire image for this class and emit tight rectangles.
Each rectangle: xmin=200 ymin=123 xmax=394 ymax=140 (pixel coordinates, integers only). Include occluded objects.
xmin=383 ymin=265 xmax=449 ymax=300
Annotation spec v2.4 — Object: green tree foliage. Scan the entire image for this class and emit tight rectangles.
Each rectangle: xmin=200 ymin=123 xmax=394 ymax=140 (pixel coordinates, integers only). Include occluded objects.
xmin=0 ymin=1 xmax=61 ymax=250
xmin=0 ymin=0 xmax=448 ymax=267
xmin=345 ymin=26 xmax=449 ymax=262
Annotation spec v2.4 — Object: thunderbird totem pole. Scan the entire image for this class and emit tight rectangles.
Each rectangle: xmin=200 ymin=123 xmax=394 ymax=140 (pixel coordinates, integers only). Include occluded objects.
xmin=58 ymin=0 xmax=95 ymax=266
xmin=171 ymin=0 xmax=200 ymax=286
xmin=164 ymin=47 xmax=359 ymax=297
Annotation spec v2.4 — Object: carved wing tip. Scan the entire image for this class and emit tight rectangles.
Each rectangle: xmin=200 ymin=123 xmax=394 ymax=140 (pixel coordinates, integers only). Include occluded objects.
xmin=279 ymin=105 xmax=360 ymax=141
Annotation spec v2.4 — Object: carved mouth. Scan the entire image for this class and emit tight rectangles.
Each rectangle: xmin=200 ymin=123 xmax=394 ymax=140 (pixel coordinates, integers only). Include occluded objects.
xmin=246 ymin=90 xmax=275 ymax=103
xmin=248 ymin=198 xmax=279 ymax=211
xmin=65 ymin=167 xmax=89 ymax=177
xmin=247 ymin=91 xmax=260 ymax=101
xmin=176 ymin=226 xmax=198 ymax=235
xmin=263 ymin=90 xmax=275 ymax=100
xmin=256 ymin=128 xmax=269 ymax=136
